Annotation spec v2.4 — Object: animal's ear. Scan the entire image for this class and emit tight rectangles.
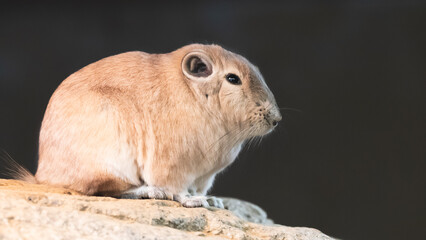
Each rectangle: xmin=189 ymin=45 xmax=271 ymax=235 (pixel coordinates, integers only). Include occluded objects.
xmin=182 ymin=51 xmax=213 ymax=79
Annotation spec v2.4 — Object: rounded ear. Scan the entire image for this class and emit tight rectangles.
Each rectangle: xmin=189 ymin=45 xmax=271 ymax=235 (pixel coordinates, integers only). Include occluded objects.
xmin=182 ymin=51 xmax=213 ymax=79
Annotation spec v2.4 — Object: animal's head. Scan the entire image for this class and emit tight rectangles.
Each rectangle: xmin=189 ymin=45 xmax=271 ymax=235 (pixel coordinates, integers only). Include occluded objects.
xmin=179 ymin=44 xmax=281 ymax=138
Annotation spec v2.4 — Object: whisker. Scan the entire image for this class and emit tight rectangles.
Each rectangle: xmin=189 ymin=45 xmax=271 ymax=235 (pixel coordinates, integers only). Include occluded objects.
xmin=256 ymin=135 xmax=264 ymax=148
xmin=217 ymin=126 xmax=253 ymax=160
xmin=204 ymin=122 xmax=253 ymax=160
xmin=279 ymin=107 xmax=303 ymax=113
xmin=206 ymin=125 xmax=242 ymax=152
xmin=244 ymin=128 xmax=258 ymax=151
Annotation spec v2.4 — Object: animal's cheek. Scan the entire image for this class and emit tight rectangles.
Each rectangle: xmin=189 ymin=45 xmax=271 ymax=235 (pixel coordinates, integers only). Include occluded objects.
xmin=247 ymin=114 xmax=261 ymax=126
xmin=252 ymin=111 xmax=266 ymax=123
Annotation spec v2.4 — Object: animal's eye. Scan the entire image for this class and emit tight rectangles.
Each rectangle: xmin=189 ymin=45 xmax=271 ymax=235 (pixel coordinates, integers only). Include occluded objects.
xmin=225 ymin=73 xmax=242 ymax=85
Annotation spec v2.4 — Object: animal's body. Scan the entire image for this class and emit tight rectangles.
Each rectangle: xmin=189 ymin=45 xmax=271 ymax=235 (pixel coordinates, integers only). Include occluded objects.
xmin=18 ymin=44 xmax=281 ymax=207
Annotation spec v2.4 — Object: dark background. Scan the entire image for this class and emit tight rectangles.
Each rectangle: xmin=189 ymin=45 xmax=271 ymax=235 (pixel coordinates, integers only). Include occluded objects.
xmin=0 ymin=1 xmax=425 ymax=239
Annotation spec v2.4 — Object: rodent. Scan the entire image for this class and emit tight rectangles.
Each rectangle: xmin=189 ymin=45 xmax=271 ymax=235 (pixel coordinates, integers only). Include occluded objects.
xmin=13 ymin=44 xmax=281 ymax=208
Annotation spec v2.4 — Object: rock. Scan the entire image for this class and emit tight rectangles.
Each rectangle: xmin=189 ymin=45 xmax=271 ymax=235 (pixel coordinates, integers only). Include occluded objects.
xmin=221 ymin=197 xmax=274 ymax=225
xmin=0 ymin=179 xmax=334 ymax=240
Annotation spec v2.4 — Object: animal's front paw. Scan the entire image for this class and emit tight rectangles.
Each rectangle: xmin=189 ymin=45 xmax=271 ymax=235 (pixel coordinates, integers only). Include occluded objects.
xmin=120 ymin=186 xmax=173 ymax=200
xmin=174 ymin=193 xmax=224 ymax=208
xmin=174 ymin=193 xmax=209 ymax=208
xmin=206 ymin=196 xmax=224 ymax=208
xmin=182 ymin=196 xmax=210 ymax=208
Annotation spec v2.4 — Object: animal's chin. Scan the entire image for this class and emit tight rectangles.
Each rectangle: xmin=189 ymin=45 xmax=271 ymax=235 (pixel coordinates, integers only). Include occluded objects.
xmin=246 ymin=124 xmax=276 ymax=138
xmin=260 ymin=126 xmax=277 ymax=137
xmin=264 ymin=127 xmax=275 ymax=135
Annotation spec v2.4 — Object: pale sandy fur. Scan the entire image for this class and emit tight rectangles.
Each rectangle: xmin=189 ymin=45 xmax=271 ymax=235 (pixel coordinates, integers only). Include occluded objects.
xmin=30 ymin=44 xmax=281 ymax=206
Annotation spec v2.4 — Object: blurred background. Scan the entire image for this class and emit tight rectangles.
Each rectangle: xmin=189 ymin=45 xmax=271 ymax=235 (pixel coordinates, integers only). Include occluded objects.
xmin=0 ymin=1 xmax=425 ymax=239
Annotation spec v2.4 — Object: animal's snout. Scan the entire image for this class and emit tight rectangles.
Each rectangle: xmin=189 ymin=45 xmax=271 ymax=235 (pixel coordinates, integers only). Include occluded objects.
xmin=270 ymin=113 xmax=282 ymax=127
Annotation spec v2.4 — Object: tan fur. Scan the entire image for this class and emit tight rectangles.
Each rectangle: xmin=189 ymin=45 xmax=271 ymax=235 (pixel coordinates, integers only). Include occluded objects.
xmin=30 ymin=44 xmax=281 ymax=206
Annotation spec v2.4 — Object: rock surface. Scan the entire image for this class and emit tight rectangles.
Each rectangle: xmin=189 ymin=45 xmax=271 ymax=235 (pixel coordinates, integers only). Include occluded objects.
xmin=0 ymin=179 xmax=334 ymax=240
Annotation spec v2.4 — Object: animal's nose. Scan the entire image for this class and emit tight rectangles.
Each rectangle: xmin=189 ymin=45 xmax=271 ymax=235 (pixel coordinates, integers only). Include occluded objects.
xmin=271 ymin=114 xmax=282 ymax=127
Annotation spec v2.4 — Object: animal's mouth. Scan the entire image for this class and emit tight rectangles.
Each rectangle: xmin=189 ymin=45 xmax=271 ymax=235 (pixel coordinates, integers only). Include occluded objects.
xmin=272 ymin=120 xmax=279 ymax=127
xmin=264 ymin=124 xmax=277 ymax=135
xmin=248 ymin=122 xmax=277 ymax=138
xmin=265 ymin=118 xmax=278 ymax=128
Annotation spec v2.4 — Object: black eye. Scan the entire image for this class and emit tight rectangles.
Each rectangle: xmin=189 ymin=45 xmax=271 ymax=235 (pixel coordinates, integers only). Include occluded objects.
xmin=225 ymin=73 xmax=242 ymax=85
